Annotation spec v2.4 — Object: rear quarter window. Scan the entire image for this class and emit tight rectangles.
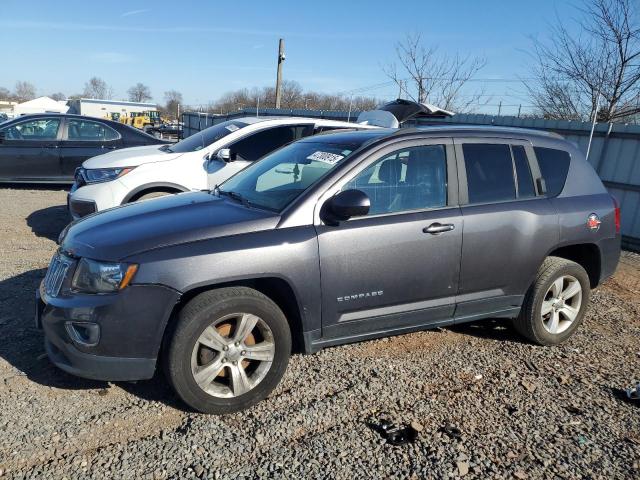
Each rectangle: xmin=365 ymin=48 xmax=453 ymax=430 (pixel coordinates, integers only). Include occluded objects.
xmin=534 ymin=147 xmax=570 ymax=197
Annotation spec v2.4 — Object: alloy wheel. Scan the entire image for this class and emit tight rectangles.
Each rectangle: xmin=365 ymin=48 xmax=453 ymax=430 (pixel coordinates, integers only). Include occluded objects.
xmin=540 ymin=275 xmax=583 ymax=334
xmin=190 ymin=313 xmax=276 ymax=398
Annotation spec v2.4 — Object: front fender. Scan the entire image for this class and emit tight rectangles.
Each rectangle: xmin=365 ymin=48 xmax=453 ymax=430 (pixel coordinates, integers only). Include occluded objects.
xmin=126 ymin=226 xmax=322 ymax=333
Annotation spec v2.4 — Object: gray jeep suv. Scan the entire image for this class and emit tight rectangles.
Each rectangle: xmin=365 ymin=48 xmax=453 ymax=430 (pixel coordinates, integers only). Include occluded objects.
xmin=36 ymin=126 xmax=621 ymax=414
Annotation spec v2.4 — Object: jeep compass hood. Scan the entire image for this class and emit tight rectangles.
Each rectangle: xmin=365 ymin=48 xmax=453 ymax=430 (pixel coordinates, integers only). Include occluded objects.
xmin=61 ymin=192 xmax=279 ymax=261
xmin=357 ymin=99 xmax=454 ymax=128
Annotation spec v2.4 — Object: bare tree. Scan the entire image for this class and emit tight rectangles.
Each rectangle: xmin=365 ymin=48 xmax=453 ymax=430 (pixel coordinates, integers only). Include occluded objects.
xmin=164 ymin=90 xmax=183 ymax=119
xmin=50 ymin=92 xmax=66 ymax=101
xmin=14 ymin=81 xmax=37 ymax=102
xmin=127 ymin=83 xmax=152 ymax=103
xmin=83 ymin=77 xmax=114 ymax=100
xmin=0 ymin=87 xmax=11 ymax=101
xmin=383 ymin=33 xmax=488 ymax=112
xmin=528 ymin=0 xmax=640 ymax=122
xmin=208 ymin=81 xmax=379 ymax=114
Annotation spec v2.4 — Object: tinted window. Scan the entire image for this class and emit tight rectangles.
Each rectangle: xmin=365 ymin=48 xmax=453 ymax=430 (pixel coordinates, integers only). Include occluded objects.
xmin=463 ymin=143 xmax=515 ymax=204
xmin=231 ymin=125 xmax=311 ymax=161
xmin=67 ymin=119 xmax=118 ymax=141
xmin=168 ymin=120 xmax=247 ymax=153
xmin=1 ymin=118 xmax=60 ymax=140
xmin=512 ymin=145 xmax=536 ymax=198
xmin=344 ymin=145 xmax=447 ymax=215
xmin=534 ymin=147 xmax=570 ymax=197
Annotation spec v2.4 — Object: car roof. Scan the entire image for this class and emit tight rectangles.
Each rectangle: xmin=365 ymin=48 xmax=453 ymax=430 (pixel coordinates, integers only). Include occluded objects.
xmin=232 ymin=116 xmax=373 ymax=128
xmin=299 ymin=124 xmax=564 ymax=144
xmin=6 ymin=112 xmax=122 ymax=127
xmin=409 ymin=124 xmax=564 ymax=140
xmin=298 ymin=128 xmax=394 ymax=145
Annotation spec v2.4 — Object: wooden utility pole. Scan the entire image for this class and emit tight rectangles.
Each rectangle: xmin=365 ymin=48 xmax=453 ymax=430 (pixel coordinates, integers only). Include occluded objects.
xmin=275 ymin=38 xmax=285 ymax=108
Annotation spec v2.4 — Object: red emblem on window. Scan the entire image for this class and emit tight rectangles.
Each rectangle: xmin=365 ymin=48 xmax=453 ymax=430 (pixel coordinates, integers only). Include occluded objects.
xmin=587 ymin=213 xmax=601 ymax=231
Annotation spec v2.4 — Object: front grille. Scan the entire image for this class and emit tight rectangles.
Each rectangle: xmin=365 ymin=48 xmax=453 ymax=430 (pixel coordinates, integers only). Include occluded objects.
xmin=43 ymin=254 xmax=72 ymax=297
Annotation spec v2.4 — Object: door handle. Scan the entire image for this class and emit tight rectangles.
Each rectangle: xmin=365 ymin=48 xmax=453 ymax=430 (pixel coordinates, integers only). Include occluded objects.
xmin=44 ymin=144 xmax=59 ymax=149
xmin=423 ymin=223 xmax=455 ymax=234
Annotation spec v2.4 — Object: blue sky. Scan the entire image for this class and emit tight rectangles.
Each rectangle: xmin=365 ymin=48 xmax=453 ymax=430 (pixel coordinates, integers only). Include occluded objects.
xmin=0 ymin=0 xmax=581 ymax=115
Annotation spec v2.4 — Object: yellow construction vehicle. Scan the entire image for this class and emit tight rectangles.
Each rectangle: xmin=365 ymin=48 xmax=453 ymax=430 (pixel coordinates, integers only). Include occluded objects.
xmin=115 ymin=110 xmax=162 ymax=132
xmin=129 ymin=110 xmax=162 ymax=132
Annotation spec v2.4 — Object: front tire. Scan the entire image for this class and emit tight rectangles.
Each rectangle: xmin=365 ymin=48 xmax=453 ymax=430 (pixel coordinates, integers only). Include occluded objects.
xmin=165 ymin=287 xmax=291 ymax=414
xmin=513 ymin=256 xmax=590 ymax=345
xmin=134 ymin=191 xmax=173 ymax=202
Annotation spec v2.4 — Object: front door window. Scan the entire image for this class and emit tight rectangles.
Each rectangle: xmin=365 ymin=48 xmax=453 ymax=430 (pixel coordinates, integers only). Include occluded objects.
xmin=1 ymin=118 xmax=61 ymax=140
xmin=344 ymin=145 xmax=448 ymax=215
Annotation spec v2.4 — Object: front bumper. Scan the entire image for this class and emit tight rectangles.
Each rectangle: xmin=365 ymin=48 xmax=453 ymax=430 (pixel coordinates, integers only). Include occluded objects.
xmin=44 ymin=337 xmax=157 ymax=381
xmin=68 ymin=180 xmax=127 ymax=220
xmin=38 ymin=282 xmax=181 ymax=382
xmin=68 ymin=195 xmax=97 ymax=219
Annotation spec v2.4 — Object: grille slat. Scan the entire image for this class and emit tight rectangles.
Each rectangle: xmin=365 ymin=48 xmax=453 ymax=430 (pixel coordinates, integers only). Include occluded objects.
xmin=44 ymin=254 xmax=71 ymax=297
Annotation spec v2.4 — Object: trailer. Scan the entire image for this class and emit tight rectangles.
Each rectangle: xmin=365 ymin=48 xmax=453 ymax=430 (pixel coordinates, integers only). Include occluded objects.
xmin=66 ymin=98 xmax=159 ymax=123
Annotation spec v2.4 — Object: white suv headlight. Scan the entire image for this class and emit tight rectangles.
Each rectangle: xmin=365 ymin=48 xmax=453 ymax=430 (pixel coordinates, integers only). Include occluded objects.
xmin=84 ymin=167 xmax=134 ymax=184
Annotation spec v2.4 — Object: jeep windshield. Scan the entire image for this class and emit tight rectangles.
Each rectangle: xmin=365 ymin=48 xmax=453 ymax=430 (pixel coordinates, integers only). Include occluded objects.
xmin=164 ymin=120 xmax=247 ymax=153
xmin=218 ymin=139 xmax=366 ymax=212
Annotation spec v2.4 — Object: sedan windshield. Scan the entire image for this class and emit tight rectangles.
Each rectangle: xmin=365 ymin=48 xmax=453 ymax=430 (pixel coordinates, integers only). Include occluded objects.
xmin=166 ymin=120 xmax=247 ymax=153
xmin=218 ymin=140 xmax=362 ymax=212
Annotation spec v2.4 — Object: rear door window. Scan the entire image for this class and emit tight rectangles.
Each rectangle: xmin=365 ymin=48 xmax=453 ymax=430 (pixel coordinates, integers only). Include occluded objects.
xmin=231 ymin=125 xmax=312 ymax=162
xmin=511 ymin=145 xmax=536 ymax=199
xmin=463 ymin=143 xmax=516 ymax=204
xmin=67 ymin=119 xmax=119 ymax=141
xmin=534 ymin=147 xmax=570 ymax=197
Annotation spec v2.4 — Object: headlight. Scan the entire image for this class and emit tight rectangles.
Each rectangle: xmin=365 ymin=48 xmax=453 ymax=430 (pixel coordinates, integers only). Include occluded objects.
xmin=84 ymin=167 xmax=134 ymax=184
xmin=71 ymin=258 xmax=138 ymax=293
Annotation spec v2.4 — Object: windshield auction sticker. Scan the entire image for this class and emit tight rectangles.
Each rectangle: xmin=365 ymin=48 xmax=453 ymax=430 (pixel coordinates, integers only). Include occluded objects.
xmin=225 ymin=124 xmax=240 ymax=132
xmin=306 ymin=151 xmax=344 ymax=164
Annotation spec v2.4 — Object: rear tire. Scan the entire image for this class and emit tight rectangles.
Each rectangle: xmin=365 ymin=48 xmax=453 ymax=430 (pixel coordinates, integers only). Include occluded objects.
xmin=165 ymin=287 xmax=291 ymax=414
xmin=513 ymin=256 xmax=590 ymax=345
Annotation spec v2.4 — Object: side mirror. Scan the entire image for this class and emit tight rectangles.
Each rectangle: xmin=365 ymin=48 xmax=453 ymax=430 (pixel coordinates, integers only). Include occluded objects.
xmin=216 ymin=148 xmax=233 ymax=162
xmin=322 ymin=189 xmax=370 ymax=224
xmin=0 ymin=131 xmax=5 ymax=144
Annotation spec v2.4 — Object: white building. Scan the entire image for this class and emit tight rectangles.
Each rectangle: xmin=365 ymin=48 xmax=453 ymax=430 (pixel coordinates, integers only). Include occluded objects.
xmin=13 ymin=96 xmax=70 ymax=116
xmin=66 ymin=98 xmax=158 ymax=119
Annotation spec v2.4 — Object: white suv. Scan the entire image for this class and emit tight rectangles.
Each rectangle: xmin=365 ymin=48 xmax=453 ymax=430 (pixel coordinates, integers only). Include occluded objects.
xmin=67 ymin=117 xmax=376 ymax=219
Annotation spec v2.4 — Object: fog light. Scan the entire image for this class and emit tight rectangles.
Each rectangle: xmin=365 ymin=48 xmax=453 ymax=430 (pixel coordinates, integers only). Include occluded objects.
xmin=65 ymin=322 xmax=100 ymax=347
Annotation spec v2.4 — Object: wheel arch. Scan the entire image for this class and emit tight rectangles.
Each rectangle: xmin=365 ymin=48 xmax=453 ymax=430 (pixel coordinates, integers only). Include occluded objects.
xmin=547 ymin=243 xmax=602 ymax=288
xmin=122 ymin=182 xmax=190 ymax=204
xmin=161 ymin=276 xmax=307 ymax=359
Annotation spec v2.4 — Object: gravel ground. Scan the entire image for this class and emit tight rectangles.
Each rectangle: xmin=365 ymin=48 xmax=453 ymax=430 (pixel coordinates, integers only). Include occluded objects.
xmin=0 ymin=187 xmax=638 ymax=479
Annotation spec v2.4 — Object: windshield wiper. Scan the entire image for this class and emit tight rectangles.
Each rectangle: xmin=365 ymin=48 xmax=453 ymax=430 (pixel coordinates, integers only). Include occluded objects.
xmin=160 ymin=145 xmax=173 ymax=153
xmin=217 ymin=189 xmax=252 ymax=208
xmin=213 ymin=186 xmax=278 ymax=213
